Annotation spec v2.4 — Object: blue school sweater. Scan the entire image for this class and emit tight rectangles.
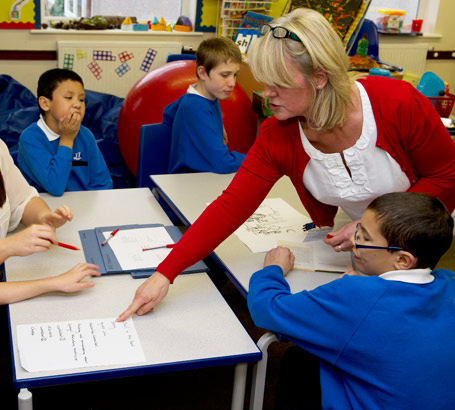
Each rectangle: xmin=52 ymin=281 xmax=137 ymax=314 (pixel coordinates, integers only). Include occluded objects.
xmin=18 ymin=121 xmax=112 ymax=196
xmin=248 ymin=266 xmax=455 ymax=410
xmin=163 ymin=92 xmax=245 ymax=174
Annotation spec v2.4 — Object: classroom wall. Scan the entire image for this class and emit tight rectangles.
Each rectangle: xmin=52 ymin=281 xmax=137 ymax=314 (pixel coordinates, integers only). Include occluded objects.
xmin=1 ymin=0 xmax=454 ymax=97
xmin=0 ymin=30 xmax=212 ymax=95
xmin=378 ymin=0 xmax=455 ymax=92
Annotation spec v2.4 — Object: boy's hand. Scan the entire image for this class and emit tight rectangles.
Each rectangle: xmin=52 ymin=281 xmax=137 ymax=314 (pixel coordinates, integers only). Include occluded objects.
xmin=59 ymin=108 xmax=82 ymax=145
xmin=263 ymin=246 xmax=295 ymax=276
xmin=223 ymin=126 xmax=229 ymax=145
xmin=40 ymin=205 xmax=73 ymax=230
xmin=51 ymin=263 xmax=100 ymax=293
xmin=337 ymin=269 xmax=362 ymax=279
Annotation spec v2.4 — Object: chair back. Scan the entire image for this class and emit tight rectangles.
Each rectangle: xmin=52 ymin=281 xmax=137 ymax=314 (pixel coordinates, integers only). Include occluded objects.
xmin=166 ymin=54 xmax=196 ymax=63
xmin=136 ymin=123 xmax=172 ymax=188
xmin=348 ymin=19 xmax=379 ymax=59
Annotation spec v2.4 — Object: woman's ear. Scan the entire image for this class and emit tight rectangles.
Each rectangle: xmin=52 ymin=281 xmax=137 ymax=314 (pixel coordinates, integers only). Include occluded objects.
xmin=394 ymin=251 xmax=417 ymax=271
xmin=313 ymin=69 xmax=328 ymax=89
xmin=38 ymin=96 xmax=50 ymax=112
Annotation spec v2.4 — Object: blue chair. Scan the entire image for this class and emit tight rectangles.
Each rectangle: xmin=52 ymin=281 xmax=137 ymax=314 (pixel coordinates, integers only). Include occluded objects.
xmin=136 ymin=123 xmax=172 ymax=188
xmin=137 ymin=123 xmax=183 ymax=224
xmin=348 ymin=19 xmax=402 ymax=72
xmin=166 ymin=54 xmax=196 ymax=63
xmin=348 ymin=19 xmax=379 ymax=59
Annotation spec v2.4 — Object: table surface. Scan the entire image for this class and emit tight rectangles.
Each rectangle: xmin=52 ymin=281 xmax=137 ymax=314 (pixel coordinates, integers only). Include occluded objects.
xmin=152 ymin=173 xmax=351 ymax=297
xmin=6 ymin=188 xmax=260 ymax=388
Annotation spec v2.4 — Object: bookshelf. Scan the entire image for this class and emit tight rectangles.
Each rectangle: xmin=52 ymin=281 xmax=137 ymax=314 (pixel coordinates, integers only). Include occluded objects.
xmin=218 ymin=1 xmax=273 ymax=39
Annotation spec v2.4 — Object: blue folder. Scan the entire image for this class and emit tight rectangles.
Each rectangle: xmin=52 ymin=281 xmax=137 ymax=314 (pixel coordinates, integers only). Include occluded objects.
xmin=79 ymin=224 xmax=208 ymax=278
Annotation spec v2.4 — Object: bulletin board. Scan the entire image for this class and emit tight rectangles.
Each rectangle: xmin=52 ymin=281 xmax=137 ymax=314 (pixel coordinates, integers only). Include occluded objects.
xmin=195 ymin=0 xmax=217 ymax=32
xmin=0 ymin=0 xmax=40 ymax=29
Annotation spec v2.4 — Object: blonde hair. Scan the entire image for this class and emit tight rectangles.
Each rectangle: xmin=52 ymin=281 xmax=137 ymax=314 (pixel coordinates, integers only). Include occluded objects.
xmin=248 ymin=8 xmax=361 ymax=130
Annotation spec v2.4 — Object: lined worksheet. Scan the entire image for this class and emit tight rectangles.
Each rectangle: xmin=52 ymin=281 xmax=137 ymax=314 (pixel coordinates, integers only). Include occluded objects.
xmin=17 ymin=318 xmax=145 ymax=372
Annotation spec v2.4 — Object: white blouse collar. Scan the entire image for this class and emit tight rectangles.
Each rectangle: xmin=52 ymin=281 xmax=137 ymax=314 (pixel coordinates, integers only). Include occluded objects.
xmin=380 ymin=268 xmax=434 ymax=284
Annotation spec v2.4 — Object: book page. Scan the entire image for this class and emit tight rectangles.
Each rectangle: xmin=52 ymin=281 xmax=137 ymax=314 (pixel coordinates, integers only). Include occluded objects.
xmin=278 ymin=240 xmax=351 ymax=273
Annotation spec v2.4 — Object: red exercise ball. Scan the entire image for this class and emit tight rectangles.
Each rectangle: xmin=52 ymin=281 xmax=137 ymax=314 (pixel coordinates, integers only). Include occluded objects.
xmin=117 ymin=59 xmax=258 ymax=175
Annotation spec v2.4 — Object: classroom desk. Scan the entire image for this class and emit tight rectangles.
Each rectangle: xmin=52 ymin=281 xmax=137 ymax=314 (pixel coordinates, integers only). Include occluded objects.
xmin=5 ymin=188 xmax=261 ymax=410
xmin=151 ymin=173 xmax=351 ymax=410
xmin=151 ymin=173 xmax=350 ymax=297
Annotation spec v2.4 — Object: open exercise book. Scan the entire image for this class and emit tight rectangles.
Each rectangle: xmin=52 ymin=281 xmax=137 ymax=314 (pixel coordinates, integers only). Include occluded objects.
xmin=79 ymin=224 xmax=208 ymax=278
xmin=278 ymin=238 xmax=352 ymax=273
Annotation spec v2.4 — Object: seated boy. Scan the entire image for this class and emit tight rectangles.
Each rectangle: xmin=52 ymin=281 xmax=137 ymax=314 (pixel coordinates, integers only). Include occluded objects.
xmin=248 ymin=192 xmax=455 ymax=410
xmin=163 ymin=37 xmax=246 ymax=174
xmin=18 ymin=69 xmax=112 ymax=196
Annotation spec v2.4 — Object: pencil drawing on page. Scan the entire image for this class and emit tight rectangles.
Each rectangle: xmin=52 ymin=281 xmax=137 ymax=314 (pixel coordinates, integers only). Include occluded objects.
xmin=243 ymin=204 xmax=298 ymax=236
xmin=235 ymin=197 xmax=312 ymax=253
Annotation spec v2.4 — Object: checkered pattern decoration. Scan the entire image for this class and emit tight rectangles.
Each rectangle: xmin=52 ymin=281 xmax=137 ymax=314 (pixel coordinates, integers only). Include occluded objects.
xmin=140 ymin=48 xmax=157 ymax=72
xmin=76 ymin=49 xmax=87 ymax=59
xmin=58 ymin=41 xmax=182 ymax=97
xmin=115 ymin=63 xmax=131 ymax=77
xmin=63 ymin=54 xmax=74 ymax=70
xmin=118 ymin=50 xmax=134 ymax=63
xmin=87 ymin=60 xmax=102 ymax=80
xmin=93 ymin=50 xmax=116 ymax=61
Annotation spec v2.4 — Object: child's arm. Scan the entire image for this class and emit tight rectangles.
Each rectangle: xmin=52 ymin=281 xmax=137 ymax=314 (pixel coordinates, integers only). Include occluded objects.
xmin=263 ymin=246 xmax=295 ymax=277
xmin=18 ymin=126 xmax=73 ymax=196
xmin=0 ymin=224 xmax=55 ymax=263
xmin=21 ymin=197 xmax=73 ymax=230
xmin=172 ymin=99 xmax=246 ymax=173
xmin=86 ymin=132 xmax=113 ymax=190
xmin=0 ymin=263 xmax=100 ymax=305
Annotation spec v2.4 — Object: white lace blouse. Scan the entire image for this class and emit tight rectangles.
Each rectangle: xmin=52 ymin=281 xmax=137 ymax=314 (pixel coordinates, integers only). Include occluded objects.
xmin=0 ymin=139 xmax=38 ymax=238
xmin=301 ymin=82 xmax=410 ymax=220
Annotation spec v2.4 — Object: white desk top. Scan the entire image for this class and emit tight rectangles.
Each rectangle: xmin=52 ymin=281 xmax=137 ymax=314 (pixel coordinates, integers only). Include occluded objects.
xmin=152 ymin=173 xmax=351 ymax=296
xmin=6 ymin=188 xmax=260 ymax=387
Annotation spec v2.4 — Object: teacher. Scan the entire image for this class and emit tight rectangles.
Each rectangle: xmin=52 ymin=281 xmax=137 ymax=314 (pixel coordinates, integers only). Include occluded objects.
xmin=118 ymin=8 xmax=455 ymax=320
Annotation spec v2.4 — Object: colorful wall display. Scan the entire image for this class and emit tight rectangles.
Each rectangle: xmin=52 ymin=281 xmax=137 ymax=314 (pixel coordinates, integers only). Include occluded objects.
xmin=0 ymin=0 xmax=40 ymax=29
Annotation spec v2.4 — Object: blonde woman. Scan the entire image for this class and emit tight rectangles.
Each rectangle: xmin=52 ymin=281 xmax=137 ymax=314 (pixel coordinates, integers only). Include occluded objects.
xmin=119 ymin=8 xmax=455 ymax=320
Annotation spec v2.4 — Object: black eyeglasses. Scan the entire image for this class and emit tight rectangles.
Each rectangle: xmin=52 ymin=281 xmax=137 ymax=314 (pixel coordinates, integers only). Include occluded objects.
xmin=354 ymin=223 xmax=417 ymax=257
xmin=260 ymin=24 xmax=302 ymax=43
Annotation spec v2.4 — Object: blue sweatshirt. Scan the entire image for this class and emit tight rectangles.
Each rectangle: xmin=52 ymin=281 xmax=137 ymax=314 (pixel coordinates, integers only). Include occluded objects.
xmin=248 ymin=266 xmax=455 ymax=410
xmin=163 ymin=91 xmax=246 ymax=174
xmin=18 ymin=120 xmax=112 ymax=196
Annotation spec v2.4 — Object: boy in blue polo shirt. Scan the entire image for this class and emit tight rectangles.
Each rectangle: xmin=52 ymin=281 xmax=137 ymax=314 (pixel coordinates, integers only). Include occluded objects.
xmin=163 ymin=37 xmax=246 ymax=174
xmin=248 ymin=192 xmax=455 ymax=410
xmin=18 ymin=69 xmax=112 ymax=196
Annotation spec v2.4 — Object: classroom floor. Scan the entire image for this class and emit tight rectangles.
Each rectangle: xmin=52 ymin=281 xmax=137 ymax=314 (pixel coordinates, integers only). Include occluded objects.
xmin=2 ymin=241 xmax=454 ymax=410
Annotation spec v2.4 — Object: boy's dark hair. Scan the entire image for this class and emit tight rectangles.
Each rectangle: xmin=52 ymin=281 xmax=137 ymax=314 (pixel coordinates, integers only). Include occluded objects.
xmin=196 ymin=37 xmax=242 ymax=79
xmin=37 ymin=69 xmax=84 ymax=116
xmin=367 ymin=192 xmax=454 ymax=269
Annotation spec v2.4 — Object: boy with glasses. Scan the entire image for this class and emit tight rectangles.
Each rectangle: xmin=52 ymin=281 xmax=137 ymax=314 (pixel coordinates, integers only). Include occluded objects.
xmin=248 ymin=191 xmax=455 ymax=410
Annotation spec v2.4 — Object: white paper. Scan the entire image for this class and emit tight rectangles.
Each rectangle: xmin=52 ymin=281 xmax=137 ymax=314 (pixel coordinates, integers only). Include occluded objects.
xmin=235 ymin=198 xmax=312 ymax=253
xmin=17 ymin=318 xmax=146 ymax=372
xmin=103 ymin=227 xmax=174 ymax=270
xmin=278 ymin=240 xmax=352 ymax=273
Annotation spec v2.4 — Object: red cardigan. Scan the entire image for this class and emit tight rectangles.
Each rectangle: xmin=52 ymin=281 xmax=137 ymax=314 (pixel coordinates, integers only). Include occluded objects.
xmin=158 ymin=76 xmax=455 ymax=282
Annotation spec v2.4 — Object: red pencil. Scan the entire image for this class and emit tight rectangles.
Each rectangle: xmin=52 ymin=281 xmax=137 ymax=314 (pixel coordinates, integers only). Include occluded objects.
xmin=57 ymin=242 xmax=80 ymax=251
xmin=101 ymin=228 xmax=119 ymax=246
xmin=142 ymin=244 xmax=176 ymax=252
